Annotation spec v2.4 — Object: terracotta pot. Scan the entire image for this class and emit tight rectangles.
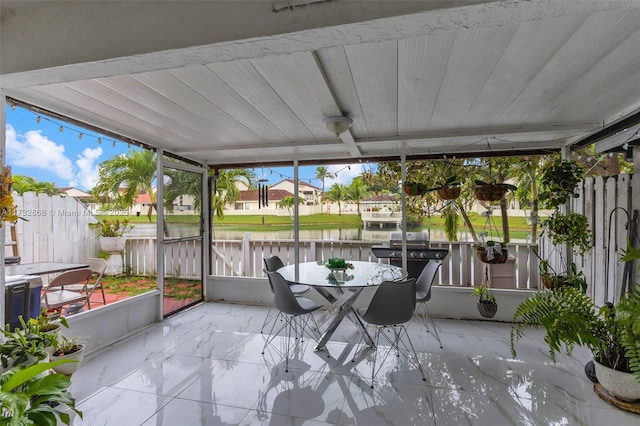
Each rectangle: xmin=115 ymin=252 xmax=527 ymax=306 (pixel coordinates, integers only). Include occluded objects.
xmin=593 ymin=358 xmax=640 ymax=402
xmin=477 ymin=302 xmax=497 ymax=318
xmin=436 ymin=186 xmax=461 ymax=200
xmin=475 ymin=184 xmax=509 ymax=202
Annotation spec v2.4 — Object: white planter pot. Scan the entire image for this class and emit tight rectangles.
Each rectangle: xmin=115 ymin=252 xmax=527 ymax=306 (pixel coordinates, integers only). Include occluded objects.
xmin=99 ymin=237 xmax=126 ymax=253
xmin=593 ymin=359 xmax=640 ymax=402
xmin=51 ymin=344 xmax=86 ymax=376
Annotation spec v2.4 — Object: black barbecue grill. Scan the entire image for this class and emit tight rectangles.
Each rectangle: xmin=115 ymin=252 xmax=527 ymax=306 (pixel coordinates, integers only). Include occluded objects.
xmin=371 ymin=232 xmax=449 ymax=279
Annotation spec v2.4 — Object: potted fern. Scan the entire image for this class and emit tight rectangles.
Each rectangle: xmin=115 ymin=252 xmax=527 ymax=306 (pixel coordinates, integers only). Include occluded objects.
xmin=511 ymin=245 xmax=640 ymax=403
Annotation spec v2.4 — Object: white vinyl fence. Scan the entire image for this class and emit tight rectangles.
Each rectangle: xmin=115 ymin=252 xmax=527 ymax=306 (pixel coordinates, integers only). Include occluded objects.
xmin=539 ymin=173 xmax=640 ymax=305
xmin=6 ymin=193 xmax=98 ymax=263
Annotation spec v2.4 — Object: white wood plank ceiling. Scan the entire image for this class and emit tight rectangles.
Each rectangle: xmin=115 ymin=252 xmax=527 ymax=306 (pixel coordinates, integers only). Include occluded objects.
xmin=2 ymin=0 xmax=640 ymax=167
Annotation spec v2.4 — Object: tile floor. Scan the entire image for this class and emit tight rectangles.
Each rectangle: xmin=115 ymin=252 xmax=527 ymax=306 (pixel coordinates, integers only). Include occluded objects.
xmin=67 ymin=302 xmax=639 ymax=425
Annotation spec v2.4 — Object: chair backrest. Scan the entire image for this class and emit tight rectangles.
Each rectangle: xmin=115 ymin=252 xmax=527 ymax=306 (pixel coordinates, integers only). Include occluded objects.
xmin=416 ymin=261 xmax=441 ymax=302
xmin=48 ymin=268 xmax=94 ymax=289
xmin=83 ymin=258 xmax=107 ymax=276
xmin=263 ymin=256 xmax=285 ymax=272
xmin=361 ymin=278 xmax=416 ymax=326
xmin=266 ymin=270 xmax=311 ymax=316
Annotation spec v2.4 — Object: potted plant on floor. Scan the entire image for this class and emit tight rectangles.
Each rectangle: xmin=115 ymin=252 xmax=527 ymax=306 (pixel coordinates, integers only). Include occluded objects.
xmin=0 ymin=360 xmax=82 ymax=424
xmin=511 ymin=244 xmax=640 ymax=403
xmin=51 ymin=335 xmax=87 ymax=377
xmin=93 ymin=218 xmax=133 ymax=275
xmin=0 ymin=318 xmax=50 ymax=371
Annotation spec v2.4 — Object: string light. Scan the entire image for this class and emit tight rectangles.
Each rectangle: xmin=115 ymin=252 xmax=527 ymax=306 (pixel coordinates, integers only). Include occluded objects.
xmin=10 ymin=103 xmax=132 ymax=150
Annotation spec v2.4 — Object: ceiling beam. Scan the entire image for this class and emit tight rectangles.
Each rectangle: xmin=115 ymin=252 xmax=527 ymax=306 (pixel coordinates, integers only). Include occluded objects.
xmin=355 ymin=122 xmax=602 ymax=145
xmin=571 ymin=108 xmax=640 ymax=150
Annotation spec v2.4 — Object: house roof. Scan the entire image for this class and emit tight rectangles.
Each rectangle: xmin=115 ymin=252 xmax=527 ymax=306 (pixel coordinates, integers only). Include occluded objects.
xmin=275 ymin=179 xmax=322 ymax=192
xmin=60 ymin=187 xmax=92 ymax=198
xmin=135 ymin=193 xmax=152 ymax=204
xmin=2 ymin=1 xmax=639 ymax=167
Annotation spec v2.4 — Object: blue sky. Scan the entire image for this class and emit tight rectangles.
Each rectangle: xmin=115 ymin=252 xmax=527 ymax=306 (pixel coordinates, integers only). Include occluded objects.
xmin=5 ymin=105 xmax=369 ymax=191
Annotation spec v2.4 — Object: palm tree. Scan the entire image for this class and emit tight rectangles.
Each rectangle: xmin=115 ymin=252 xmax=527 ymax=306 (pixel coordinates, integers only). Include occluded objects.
xmin=324 ymin=183 xmax=347 ymax=215
xmin=94 ymin=149 xmax=175 ymax=237
xmin=12 ymin=175 xmax=60 ymax=196
xmin=346 ymin=177 xmax=369 ymax=215
xmin=513 ymin=156 xmax=544 ymax=243
xmin=212 ymin=169 xmax=255 ymax=219
xmin=315 ymin=166 xmax=335 ymax=214
xmin=164 ymin=169 xmax=202 ymax=213
xmin=278 ymin=195 xmax=303 ymax=220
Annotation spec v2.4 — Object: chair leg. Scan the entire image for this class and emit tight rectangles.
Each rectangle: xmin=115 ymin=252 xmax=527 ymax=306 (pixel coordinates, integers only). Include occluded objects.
xmin=262 ymin=311 xmax=286 ymax=354
xmin=374 ymin=325 xmax=427 ymax=385
xmin=417 ymin=303 xmax=443 ymax=349
xmin=261 ymin=307 xmax=277 ymax=334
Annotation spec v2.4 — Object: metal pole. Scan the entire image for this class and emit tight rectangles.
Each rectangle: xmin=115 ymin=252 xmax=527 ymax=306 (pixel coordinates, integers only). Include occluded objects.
xmin=401 ymin=154 xmax=407 ymax=272
xmin=294 ymin=160 xmax=300 ymax=282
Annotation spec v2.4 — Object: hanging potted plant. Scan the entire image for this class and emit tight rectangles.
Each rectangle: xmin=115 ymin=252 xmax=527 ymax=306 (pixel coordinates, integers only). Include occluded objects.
xmin=433 ymin=175 xmax=462 ymax=201
xmin=473 ymin=285 xmax=498 ymax=318
xmin=539 ymin=157 xmax=585 ymax=209
xmin=543 ymin=211 xmax=593 ymax=255
xmin=402 ymin=181 xmax=428 ymax=196
xmin=539 ymin=261 xmax=588 ymax=291
xmin=475 ymin=240 xmax=509 ymax=264
xmin=474 ymin=179 xmax=517 ymax=202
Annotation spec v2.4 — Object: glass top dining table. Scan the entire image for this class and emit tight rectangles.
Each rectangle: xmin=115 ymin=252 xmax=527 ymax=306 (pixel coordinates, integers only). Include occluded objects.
xmin=277 ymin=260 xmax=405 ymax=288
xmin=277 ymin=260 xmax=407 ymax=351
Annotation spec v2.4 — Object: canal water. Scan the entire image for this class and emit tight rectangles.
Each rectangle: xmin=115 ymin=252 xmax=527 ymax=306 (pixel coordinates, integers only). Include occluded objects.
xmin=129 ymin=223 xmax=476 ymax=242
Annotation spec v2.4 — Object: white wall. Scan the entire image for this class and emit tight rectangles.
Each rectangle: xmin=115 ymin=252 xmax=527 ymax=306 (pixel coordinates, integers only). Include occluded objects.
xmin=205 ymin=275 xmax=533 ymax=323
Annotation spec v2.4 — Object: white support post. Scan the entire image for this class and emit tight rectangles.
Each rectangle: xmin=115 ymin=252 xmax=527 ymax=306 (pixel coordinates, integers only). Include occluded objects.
xmin=294 ymin=160 xmax=299 ymax=282
xmin=401 ymin=154 xmax=407 ymax=272
xmin=0 ymin=93 xmax=7 ymax=327
xmin=156 ymin=148 xmax=164 ymax=321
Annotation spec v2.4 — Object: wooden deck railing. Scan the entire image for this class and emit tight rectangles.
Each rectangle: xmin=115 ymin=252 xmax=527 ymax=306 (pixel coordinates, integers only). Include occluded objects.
xmin=124 ymin=235 xmax=539 ymax=290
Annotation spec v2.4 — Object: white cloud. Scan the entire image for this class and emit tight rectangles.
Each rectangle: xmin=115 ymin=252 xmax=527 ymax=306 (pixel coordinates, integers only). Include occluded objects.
xmin=74 ymin=146 xmax=103 ymax=190
xmin=5 ymin=124 xmax=74 ymax=180
xmin=326 ymin=163 xmax=366 ymax=187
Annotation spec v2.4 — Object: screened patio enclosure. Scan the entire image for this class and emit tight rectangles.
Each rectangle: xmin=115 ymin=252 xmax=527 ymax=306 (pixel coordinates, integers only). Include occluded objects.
xmin=1 ymin=1 xmax=640 ymax=333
